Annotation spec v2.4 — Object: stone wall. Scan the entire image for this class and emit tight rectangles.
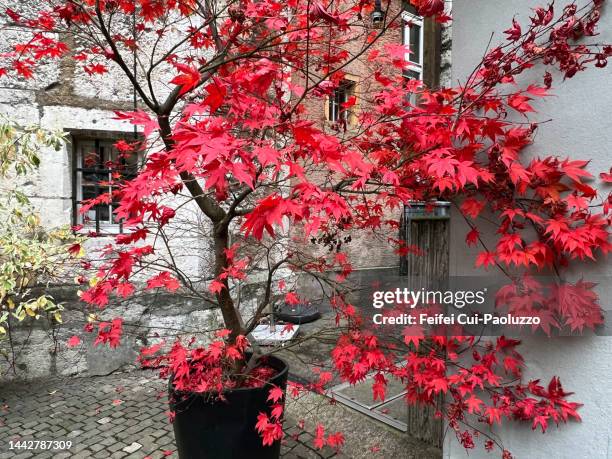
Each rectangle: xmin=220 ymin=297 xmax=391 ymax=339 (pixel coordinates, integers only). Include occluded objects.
xmin=0 ymin=3 xmax=216 ymax=380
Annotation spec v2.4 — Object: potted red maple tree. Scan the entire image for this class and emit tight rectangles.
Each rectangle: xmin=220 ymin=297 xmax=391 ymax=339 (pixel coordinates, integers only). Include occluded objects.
xmin=4 ymin=0 xmax=612 ymax=458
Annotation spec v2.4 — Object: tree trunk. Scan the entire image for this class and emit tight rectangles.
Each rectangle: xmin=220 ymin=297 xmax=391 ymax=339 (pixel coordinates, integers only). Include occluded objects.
xmin=157 ymin=115 xmax=244 ymax=343
xmin=213 ymin=222 xmax=244 ymax=341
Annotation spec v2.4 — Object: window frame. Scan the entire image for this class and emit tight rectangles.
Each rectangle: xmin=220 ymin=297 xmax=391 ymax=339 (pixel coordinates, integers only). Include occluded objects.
xmin=69 ymin=130 xmax=141 ymax=235
xmin=324 ymin=75 xmax=360 ymax=126
xmin=402 ymin=10 xmax=425 ymax=82
xmin=329 ymin=82 xmax=349 ymax=122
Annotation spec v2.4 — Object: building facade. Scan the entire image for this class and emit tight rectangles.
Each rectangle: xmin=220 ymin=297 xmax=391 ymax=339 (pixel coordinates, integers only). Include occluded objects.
xmin=2 ymin=1 xmax=611 ymax=458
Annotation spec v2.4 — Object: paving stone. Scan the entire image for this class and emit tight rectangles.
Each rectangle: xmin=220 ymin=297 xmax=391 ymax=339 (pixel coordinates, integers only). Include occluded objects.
xmin=291 ymin=444 xmax=321 ymax=459
xmin=284 ymin=436 xmax=299 ymax=448
xmin=70 ymin=442 xmax=89 ymax=453
xmin=67 ymin=429 xmax=83 ymax=438
xmin=137 ymin=434 xmax=158 ymax=451
xmin=281 ymin=443 xmax=295 ymax=455
xmin=90 ymin=442 xmax=105 ymax=452
xmin=123 ymin=442 xmax=143 ymax=453
xmin=319 ymin=446 xmax=340 ymax=459
xmin=12 ymin=453 xmax=34 ymax=459
xmin=0 ymin=371 xmax=342 ymax=459
xmin=285 ymin=425 xmax=304 ymax=437
xmin=100 ymin=436 xmax=116 ymax=446
xmin=107 ymin=442 xmax=124 ymax=453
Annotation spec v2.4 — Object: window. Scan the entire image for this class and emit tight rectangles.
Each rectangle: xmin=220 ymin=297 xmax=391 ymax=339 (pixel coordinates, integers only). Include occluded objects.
xmin=402 ymin=9 xmax=424 ymax=82
xmin=72 ymin=135 xmax=139 ymax=233
xmin=401 ymin=1 xmax=442 ymax=89
xmin=327 ymin=79 xmax=357 ymax=124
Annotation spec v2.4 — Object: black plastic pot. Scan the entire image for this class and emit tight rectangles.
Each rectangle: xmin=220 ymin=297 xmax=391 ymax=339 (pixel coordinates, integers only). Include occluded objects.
xmin=169 ymin=354 xmax=289 ymax=459
xmin=275 ymin=303 xmax=321 ymax=324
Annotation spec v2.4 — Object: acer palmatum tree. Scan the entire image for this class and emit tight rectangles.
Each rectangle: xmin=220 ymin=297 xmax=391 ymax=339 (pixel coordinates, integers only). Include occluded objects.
xmin=3 ymin=0 xmax=612 ymax=455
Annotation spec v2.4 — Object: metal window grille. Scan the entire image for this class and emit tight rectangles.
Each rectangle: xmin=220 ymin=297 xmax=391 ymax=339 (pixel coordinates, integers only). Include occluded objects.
xmin=72 ymin=137 xmax=138 ymax=234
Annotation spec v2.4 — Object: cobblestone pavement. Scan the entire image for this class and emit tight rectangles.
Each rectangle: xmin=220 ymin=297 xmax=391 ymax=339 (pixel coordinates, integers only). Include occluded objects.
xmin=0 ymin=370 xmax=345 ymax=459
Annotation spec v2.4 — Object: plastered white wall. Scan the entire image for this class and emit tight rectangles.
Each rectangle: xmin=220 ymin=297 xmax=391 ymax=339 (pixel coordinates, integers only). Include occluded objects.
xmin=446 ymin=1 xmax=612 ymax=458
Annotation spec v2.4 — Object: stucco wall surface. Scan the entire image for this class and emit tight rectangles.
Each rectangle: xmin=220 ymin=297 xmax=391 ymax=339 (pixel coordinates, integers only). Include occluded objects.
xmin=446 ymin=1 xmax=612 ymax=458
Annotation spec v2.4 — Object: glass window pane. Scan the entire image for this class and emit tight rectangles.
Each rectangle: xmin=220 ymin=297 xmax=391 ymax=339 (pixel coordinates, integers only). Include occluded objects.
xmin=80 ymin=142 xmax=100 ymax=169
xmin=335 ymin=88 xmax=343 ymax=119
xmin=403 ymin=69 xmax=421 ymax=81
xmin=97 ymin=204 xmax=110 ymax=222
xmin=122 ymin=149 xmax=140 ymax=178
xmin=81 ymin=186 xmax=99 ymax=201
xmin=409 ymin=24 xmax=421 ymax=64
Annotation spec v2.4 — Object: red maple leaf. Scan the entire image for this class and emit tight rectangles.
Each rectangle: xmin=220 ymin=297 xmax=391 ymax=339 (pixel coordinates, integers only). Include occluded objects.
xmin=313 ymin=424 xmax=326 ymax=449
xmin=475 ymin=251 xmax=496 ymax=268
xmin=267 ymin=386 xmax=284 ymax=403
xmin=114 ymin=110 xmax=159 ymax=137
xmin=465 ymin=394 xmax=484 ymax=414
xmin=170 ymin=63 xmax=201 ymax=95
xmin=484 ymin=406 xmax=502 ymax=425
xmin=410 ymin=0 xmax=445 ymax=17
xmin=599 ymin=167 xmax=612 ymax=183
xmin=504 ymin=18 xmax=522 ymax=41
xmin=461 ymin=198 xmax=486 ymax=219
xmin=372 ymin=374 xmax=387 ymax=402
xmin=508 ymin=93 xmax=534 ymax=114
xmin=285 ymin=292 xmax=300 ymax=305
xmin=466 ymin=228 xmax=479 ymax=246
xmin=561 ymin=159 xmax=592 ymax=182
xmin=532 ymin=415 xmax=548 ymax=433
xmin=202 ymin=79 xmax=226 ymax=112
xmin=67 ymin=335 xmax=82 ymax=348
xmin=403 ymin=325 xmax=424 ymax=347
xmin=208 ymin=279 xmax=225 ymax=294
xmin=116 ymin=282 xmax=135 ymax=298
xmin=270 ymin=403 xmax=284 ymax=420
xmin=326 ymin=432 xmax=345 ymax=449
xmin=83 ymin=63 xmax=107 ymax=75
xmin=146 ymin=272 xmax=180 ymax=292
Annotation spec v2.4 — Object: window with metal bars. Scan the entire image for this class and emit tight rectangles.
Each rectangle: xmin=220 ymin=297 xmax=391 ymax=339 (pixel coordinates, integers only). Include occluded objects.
xmin=72 ymin=136 xmax=139 ymax=234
